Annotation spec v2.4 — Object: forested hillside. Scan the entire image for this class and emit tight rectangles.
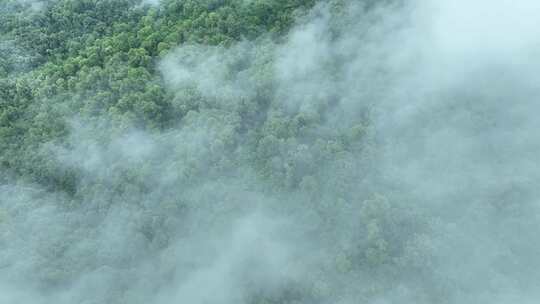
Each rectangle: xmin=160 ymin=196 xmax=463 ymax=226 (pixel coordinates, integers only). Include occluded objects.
xmin=1 ymin=0 xmax=319 ymax=191
xmin=1 ymin=0 xmax=539 ymax=303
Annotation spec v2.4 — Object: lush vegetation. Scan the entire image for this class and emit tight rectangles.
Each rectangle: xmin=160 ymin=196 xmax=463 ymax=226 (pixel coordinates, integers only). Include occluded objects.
xmin=1 ymin=0 xmax=320 ymax=190
xmin=1 ymin=0 xmax=537 ymax=303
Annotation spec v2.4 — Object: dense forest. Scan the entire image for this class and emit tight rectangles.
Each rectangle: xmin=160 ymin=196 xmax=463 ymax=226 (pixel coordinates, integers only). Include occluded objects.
xmin=1 ymin=0 xmax=539 ymax=303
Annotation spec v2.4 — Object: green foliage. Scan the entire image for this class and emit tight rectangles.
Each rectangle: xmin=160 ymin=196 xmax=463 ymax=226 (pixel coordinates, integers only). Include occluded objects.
xmin=0 ymin=0 xmax=320 ymax=192
xmin=0 ymin=0 xmax=438 ymax=302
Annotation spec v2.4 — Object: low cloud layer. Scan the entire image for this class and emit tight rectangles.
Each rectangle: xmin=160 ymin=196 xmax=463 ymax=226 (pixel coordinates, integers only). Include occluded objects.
xmin=1 ymin=0 xmax=539 ymax=303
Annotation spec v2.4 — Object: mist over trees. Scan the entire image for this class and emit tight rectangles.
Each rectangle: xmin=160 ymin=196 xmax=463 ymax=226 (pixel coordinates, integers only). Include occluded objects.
xmin=1 ymin=0 xmax=539 ymax=303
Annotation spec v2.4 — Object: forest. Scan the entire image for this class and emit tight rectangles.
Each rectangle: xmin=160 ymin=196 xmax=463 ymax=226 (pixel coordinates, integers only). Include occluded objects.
xmin=1 ymin=0 xmax=539 ymax=303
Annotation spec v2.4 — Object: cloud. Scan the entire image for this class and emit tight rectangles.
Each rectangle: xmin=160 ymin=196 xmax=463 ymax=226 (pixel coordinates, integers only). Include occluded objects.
xmin=2 ymin=0 xmax=540 ymax=303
